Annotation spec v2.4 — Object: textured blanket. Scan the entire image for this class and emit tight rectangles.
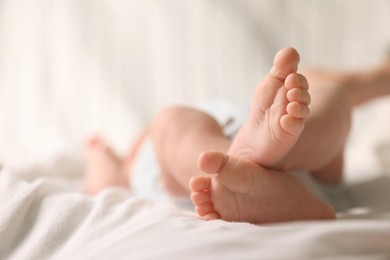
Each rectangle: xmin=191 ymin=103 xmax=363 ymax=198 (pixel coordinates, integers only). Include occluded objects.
xmin=1 ymin=169 xmax=390 ymax=260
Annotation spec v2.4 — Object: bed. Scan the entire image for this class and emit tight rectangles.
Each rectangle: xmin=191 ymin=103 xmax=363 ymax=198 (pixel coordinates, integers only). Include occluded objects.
xmin=1 ymin=0 xmax=390 ymax=259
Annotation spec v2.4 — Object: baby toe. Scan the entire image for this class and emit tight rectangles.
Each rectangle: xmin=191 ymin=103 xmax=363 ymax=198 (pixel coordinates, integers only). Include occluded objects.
xmin=189 ymin=176 xmax=211 ymax=192
xmin=191 ymin=191 xmax=211 ymax=205
xmin=202 ymin=212 xmax=220 ymax=221
xmin=196 ymin=203 xmax=216 ymax=217
xmin=198 ymin=151 xmax=227 ymax=174
xmin=285 ymin=73 xmax=309 ymax=90
xmin=286 ymin=102 xmax=310 ymax=119
xmin=287 ymin=88 xmax=311 ymax=105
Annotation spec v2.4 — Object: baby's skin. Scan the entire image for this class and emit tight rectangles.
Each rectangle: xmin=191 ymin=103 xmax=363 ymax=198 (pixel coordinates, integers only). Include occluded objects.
xmin=190 ymin=48 xmax=335 ymax=223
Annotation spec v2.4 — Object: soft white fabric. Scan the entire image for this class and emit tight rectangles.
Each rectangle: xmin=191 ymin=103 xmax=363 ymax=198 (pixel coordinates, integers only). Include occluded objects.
xmin=1 ymin=168 xmax=390 ymax=260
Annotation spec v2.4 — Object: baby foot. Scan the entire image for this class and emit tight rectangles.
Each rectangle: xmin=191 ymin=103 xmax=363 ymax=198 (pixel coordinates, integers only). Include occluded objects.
xmin=84 ymin=135 xmax=129 ymax=194
xmin=190 ymin=151 xmax=335 ymax=224
xmin=190 ymin=48 xmax=333 ymax=223
xmin=229 ymin=47 xmax=311 ymax=168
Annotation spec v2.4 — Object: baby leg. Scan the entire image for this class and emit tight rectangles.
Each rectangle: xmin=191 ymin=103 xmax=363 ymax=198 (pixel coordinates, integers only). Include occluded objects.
xmin=149 ymin=106 xmax=231 ymax=195
xmin=302 ymin=59 xmax=390 ymax=106
xmin=281 ymin=83 xmax=352 ymax=173
xmin=84 ymin=135 xmax=129 ymax=194
xmin=283 ymin=59 xmax=390 ymax=182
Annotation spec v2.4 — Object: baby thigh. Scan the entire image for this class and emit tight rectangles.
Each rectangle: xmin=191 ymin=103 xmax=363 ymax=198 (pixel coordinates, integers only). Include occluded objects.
xmin=149 ymin=106 xmax=231 ymax=194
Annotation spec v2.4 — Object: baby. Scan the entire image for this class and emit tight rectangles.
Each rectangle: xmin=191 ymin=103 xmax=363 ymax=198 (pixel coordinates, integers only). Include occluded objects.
xmin=84 ymin=48 xmax=390 ymax=224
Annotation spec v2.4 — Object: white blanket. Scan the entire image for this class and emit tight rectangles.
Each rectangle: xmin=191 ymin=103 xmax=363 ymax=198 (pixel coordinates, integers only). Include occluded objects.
xmin=1 ymin=169 xmax=390 ymax=260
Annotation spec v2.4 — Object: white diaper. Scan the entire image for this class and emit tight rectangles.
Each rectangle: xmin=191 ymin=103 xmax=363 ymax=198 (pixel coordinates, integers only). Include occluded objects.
xmin=130 ymin=100 xmax=354 ymax=213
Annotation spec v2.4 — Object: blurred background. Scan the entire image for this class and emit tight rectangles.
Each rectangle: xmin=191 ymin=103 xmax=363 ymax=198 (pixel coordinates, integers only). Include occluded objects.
xmin=0 ymin=0 xmax=390 ymax=166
